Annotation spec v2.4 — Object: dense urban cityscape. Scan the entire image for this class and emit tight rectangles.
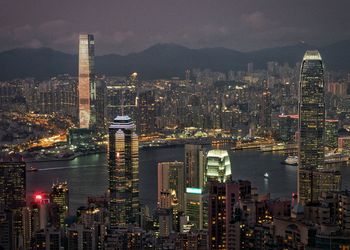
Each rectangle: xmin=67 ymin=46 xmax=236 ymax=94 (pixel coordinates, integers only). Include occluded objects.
xmin=2 ymin=2 xmax=350 ymax=250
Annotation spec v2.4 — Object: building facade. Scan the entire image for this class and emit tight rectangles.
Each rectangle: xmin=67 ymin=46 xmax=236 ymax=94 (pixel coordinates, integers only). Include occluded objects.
xmin=78 ymin=34 xmax=95 ymax=129
xmin=108 ymin=116 xmax=139 ymax=227
xmin=298 ymin=51 xmax=326 ymax=204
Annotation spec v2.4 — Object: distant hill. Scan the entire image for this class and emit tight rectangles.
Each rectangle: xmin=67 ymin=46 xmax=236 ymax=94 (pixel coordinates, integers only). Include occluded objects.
xmin=1 ymin=40 xmax=350 ymax=81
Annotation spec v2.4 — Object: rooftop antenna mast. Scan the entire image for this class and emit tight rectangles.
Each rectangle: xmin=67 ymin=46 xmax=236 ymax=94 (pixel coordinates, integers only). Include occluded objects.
xmin=121 ymin=90 xmax=125 ymax=116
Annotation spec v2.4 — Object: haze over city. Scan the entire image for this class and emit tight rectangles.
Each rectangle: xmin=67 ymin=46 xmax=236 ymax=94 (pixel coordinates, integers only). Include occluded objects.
xmin=1 ymin=0 xmax=350 ymax=54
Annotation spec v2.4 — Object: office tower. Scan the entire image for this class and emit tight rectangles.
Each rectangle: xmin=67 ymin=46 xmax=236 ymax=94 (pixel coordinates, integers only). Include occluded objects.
xmin=184 ymin=144 xmax=205 ymax=189
xmin=50 ymin=181 xmax=69 ymax=228
xmin=108 ymin=115 xmax=139 ymax=227
xmin=157 ymin=161 xmax=185 ymax=211
xmin=260 ymin=79 xmax=272 ymax=130
xmin=0 ymin=159 xmax=26 ymax=209
xmin=185 ymin=187 xmax=204 ymax=230
xmin=78 ymin=34 xmax=95 ymax=129
xmin=0 ymin=158 xmax=26 ymax=250
xmin=298 ymin=51 xmax=329 ymax=204
xmin=205 ymin=149 xmax=231 ymax=184
xmin=137 ymin=89 xmax=156 ymax=135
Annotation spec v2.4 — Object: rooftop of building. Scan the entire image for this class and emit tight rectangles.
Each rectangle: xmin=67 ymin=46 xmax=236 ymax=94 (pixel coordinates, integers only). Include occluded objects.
xmin=109 ymin=115 xmax=135 ymax=130
xmin=303 ymin=50 xmax=322 ymax=61
xmin=207 ymin=149 xmax=229 ymax=158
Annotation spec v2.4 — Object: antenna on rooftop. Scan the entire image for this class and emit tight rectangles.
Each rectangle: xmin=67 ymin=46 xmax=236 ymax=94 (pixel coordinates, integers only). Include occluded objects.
xmin=121 ymin=90 xmax=125 ymax=116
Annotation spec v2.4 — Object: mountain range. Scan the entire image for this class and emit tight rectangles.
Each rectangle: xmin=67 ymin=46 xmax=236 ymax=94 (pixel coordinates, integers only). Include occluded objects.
xmin=1 ymin=40 xmax=350 ymax=81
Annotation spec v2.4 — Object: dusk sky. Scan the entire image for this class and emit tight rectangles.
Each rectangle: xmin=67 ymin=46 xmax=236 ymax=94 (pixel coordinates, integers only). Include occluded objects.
xmin=1 ymin=0 xmax=350 ymax=55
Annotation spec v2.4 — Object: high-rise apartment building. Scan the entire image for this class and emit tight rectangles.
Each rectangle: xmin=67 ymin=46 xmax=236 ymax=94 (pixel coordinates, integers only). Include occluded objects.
xmin=260 ymin=79 xmax=272 ymax=129
xmin=208 ymin=180 xmax=252 ymax=250
xmin=137 ymin=89 xmax=156 ymax=135
xmin=78 ymin=34 xmax=95 ymax=129
xmin=108 ymin=115 xmax=139 ymax=227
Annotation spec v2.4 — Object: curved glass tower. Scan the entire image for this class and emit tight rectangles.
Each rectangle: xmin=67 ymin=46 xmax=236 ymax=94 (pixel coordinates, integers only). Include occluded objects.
xmin=298 ymin=50 xmax=325 ymax=204
xmin=205 ymin=149 xmax=231 ymax=183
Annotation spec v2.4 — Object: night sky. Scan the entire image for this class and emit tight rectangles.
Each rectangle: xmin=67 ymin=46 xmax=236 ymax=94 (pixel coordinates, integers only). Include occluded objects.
xmin=1 ymin=0 xmax=350 ymax=54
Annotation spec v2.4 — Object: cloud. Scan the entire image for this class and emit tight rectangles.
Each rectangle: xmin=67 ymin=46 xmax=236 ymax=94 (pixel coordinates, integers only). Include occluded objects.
xmin=241 ymin=11 xmax=272 ymax=31
xmin=1 ymin=1 xmax=350 ymax=54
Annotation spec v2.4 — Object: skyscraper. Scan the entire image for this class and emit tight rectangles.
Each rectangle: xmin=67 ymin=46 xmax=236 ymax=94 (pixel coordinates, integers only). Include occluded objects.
xmin=137 ymin=89 xmax=156 ymax=135
xmin=260 ymin=79 xmax=272 ymax=130
xmin=157 ymin=161 xmax=185 ymax=211
xmin=184 ymin=144 xmax=205 ymax=189
xmin=185 ymin=187 xmax=204 ymax=230
xmin=0 ymin=158 xmax=26 ymax=250
xmin=108 ymin=115 xmax=139 ymax=227
xmin=298 ymin=51 xmax=335 ymax=204
xmin=50 ymin=182 xmax=69 ymax=228
xmin=78 ymin=34 xmax=95 ymax=129
xmin=205 ymin=149 xmax=231 ymax=184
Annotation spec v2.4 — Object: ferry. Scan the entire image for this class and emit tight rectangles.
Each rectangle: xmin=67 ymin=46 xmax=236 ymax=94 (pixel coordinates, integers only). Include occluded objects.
xmin=281 ymin=156 xmax=298 ymax=166
xmin=27 ymin=166 xmax=38 ymax=172
xmin=281 ymin=153 xmax=349 ymax=166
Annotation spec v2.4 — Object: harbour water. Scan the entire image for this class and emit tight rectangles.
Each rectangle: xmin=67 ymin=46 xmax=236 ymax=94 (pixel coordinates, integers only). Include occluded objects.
xmin=26 ymin=146 xmax=350 ymax=213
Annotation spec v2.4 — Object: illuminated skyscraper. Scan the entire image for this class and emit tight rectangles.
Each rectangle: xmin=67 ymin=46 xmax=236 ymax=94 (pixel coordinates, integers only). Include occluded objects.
xmin=50 ymin=182 xmax=69 ymax=228
xmin=205 ymin=149 xmax=231 ymax=184
xmin=297 ymin=51 xmax=340 ymax=204
xmin=108 ymin=115 xmax=139 ymax=227
xmin=0 ymin=158 xmax=26 ymax=250
xmin=185 ymin=187 xmax=204 ymax=230
xmin=78 ymin=34 xmax=95 ymax=129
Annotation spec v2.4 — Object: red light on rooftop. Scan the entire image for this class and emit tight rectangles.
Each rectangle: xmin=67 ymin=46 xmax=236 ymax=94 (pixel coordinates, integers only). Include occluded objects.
xmin=35 ymin=194 xmax=43 ymax=201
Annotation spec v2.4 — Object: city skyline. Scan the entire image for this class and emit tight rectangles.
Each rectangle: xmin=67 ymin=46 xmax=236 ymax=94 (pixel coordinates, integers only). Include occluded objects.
xmin=2 ymin=5 xmax=350 ymax=248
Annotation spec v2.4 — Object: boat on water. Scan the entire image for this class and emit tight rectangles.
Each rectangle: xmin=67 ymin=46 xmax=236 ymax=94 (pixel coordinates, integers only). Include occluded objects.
xmin=282 ymin=156 xmax=298 ymax=166
xmin=264 ymin=172 xmax=269 ymax=179
xmin=281 ymin=153 xmax=349 ymax=166
xmin=27 ymin=166 xmax=38 ymax=172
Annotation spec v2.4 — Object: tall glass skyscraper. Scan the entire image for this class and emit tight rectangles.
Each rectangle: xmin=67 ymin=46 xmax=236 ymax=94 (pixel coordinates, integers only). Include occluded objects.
xmin=297 ymin=51 xmax=340 ymax=204
xmin=108 ymin=115 xmax=139 ymax=227
xmin=0 ymin=158 xmax=26 ymax=249
xmin=78 ymin=34 xmax=95 ymax=129
xmin=205 ymin=149 xmax=231 ymax=184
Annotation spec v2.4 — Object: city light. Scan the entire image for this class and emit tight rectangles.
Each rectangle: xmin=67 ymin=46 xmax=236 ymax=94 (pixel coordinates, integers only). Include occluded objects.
xmin=186 ymin=187 xmax=202 ymax=194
